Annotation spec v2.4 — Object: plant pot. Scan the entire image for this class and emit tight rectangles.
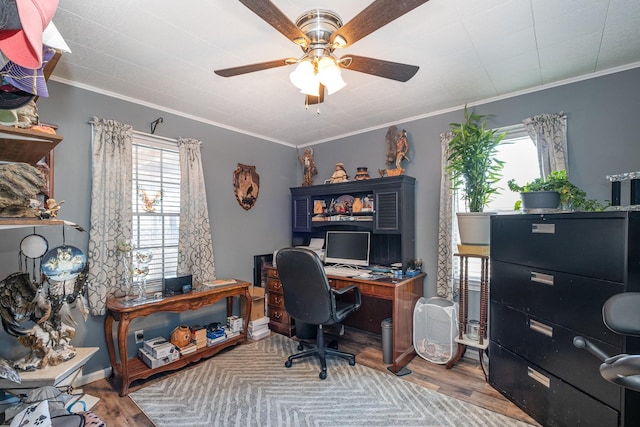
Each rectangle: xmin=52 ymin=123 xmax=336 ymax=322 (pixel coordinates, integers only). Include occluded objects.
xmin=520 ymin=191 xmax=560 ymax=211
xmin=456 ymin=212 xmax=492 ymax=253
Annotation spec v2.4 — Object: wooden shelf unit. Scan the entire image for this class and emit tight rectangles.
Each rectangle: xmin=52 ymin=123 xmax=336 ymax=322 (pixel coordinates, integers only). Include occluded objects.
xmin=0 ymin=124 xmax=62 ymax=165
xmin=105 ymin=280 xmax=251 ymax=396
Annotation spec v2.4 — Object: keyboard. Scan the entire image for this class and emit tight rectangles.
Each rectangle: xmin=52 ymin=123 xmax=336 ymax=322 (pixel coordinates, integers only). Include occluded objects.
xmin=324 ymin=265 xmax=371 ymax=277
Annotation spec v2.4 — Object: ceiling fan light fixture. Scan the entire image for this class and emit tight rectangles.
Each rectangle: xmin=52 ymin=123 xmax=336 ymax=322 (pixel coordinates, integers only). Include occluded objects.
xmin=317 ymin=56 xmax=346 ymax=94
xmin=299 ymin=77 xmax=321 ymax=96
xmin=289 ymin=60 xmax=314 ymax=90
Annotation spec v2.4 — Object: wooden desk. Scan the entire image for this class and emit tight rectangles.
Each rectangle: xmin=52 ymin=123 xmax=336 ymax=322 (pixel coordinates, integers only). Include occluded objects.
xmin=105 ymin=280 xmax=251 ymax=396
xmin=332 ymin=273 xmax=424 ymax=376
xmin=266 ymin=266 xmax=424 ymax=376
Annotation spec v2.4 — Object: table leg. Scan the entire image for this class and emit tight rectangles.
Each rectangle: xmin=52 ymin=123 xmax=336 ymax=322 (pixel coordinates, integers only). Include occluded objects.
xmin=104 ymin=313 xmax=116 ymax=378
xmin=117 ymin=316 xmax=131 ymax=396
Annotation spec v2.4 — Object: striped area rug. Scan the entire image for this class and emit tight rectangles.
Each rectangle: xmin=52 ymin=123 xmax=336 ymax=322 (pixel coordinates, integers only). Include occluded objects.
xmin=130 ymin=334 xmax=531 ymax=426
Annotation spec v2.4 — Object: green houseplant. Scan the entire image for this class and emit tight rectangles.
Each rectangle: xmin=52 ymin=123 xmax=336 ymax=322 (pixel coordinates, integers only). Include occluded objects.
xmin=447 ymin=105 xmax=506 ymax=249
xmin=447 ymin=105 xmax=507 ymax=212
xmin=508 ymin=170 xmax=606 ymax=211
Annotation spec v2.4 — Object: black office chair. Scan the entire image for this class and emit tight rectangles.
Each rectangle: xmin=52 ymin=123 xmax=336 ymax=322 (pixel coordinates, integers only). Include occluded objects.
xmin=573 ymin=292 xmax=640 ymax=392
xmin=276 ymin=247 xmax=362 ymax=379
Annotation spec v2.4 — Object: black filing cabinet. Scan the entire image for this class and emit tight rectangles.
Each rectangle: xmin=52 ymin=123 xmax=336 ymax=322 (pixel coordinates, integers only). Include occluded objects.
xmin=490 ymin=212 xmax=640 ymax=427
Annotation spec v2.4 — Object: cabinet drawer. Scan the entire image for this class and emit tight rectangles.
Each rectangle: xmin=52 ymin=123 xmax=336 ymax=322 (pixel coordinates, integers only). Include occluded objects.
xmin=268 ymin=292 xmax=285 ymax=308
xmin=491 ymin=260 xmax=623 ymax=345
xmin=491 ymin=216 xmax=625 ymax=281
xmin=268 ymin=305 xmax=291 ymax=325
xmin=491 ymin=302 xmax=622 ymax=409
xmin=489 ymin=342 xmax=619 ymax=427
xmin=267 ymin=277 xmax=283 ymax=293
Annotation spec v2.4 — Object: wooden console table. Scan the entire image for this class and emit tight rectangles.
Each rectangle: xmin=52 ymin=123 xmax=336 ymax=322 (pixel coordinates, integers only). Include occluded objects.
xmin=105 ymin=280 xmax=251 ymax=396
xmin=446 ymin=253 xmax=489 ymax=380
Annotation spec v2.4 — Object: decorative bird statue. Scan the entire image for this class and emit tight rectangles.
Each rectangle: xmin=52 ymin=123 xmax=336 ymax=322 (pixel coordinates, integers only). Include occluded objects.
xmin=0 ymin=266 xmax=89 ymax=371
xmin=138 ymin=188 xmax=163 ymax=212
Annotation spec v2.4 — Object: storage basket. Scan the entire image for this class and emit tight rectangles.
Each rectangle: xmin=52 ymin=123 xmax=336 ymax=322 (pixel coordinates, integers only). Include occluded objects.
xmin=413 ymin=296 xmax=458 ymax=364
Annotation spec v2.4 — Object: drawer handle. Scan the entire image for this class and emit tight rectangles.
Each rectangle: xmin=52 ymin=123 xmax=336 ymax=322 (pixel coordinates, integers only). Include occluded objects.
xmin=530 ymin=272 xmax=554 ymax=286
xmin=527 ymin=366 xmax=551 ymax=388
xmin=274 ymin=312 xmax=282 ymax=319
xmin=275 ymin=297 xmax=282 ymax=304
xmin=529 ymin=319 xmax=553 ymax=337
xmin=273 ymin=283 xmax=282 ymax=290
xmin=531 ymin=223 xmax=555 ymax=234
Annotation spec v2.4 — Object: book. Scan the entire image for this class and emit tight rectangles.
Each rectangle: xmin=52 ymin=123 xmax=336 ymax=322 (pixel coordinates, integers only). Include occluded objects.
xmin=179 ymin=342 xmax=197 ymax=356
xmin=204 ymin=278 xmax=237 ymax=287
xmin=249 ymin=327 xmax=271 ymax=340
xmin=249 ymin=316 xmax=270 ymax=328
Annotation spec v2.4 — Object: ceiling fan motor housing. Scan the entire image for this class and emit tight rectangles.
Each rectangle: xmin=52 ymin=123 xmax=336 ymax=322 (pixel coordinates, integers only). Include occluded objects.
xmin=295 ymin=9 xmax=343 ymax=56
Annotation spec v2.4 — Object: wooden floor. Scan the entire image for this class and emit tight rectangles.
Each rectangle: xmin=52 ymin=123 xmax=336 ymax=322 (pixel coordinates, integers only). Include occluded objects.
xmin=83 ymin=329 xmax=539 ymax=426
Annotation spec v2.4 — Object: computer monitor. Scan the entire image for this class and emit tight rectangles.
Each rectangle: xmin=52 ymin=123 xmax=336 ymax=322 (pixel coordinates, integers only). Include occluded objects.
xmin=324 ymin=231 xmax=371 ymax=267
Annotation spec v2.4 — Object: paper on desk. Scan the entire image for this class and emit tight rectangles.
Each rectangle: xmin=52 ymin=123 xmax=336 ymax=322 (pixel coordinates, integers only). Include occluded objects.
xmin=308 ymin=238 xmax=324 ymax=249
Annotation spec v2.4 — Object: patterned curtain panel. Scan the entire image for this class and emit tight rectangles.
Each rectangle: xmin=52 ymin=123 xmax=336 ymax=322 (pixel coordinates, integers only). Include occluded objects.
xmin=523 ymin=112 xmax=568 ymax=177
xmin=177 ymin=138 xmax=216 ymax=284
xmin=436 ymin=131 xmax=456 ymax=300
xmin=87 ymin=117 xmax=133 ymax=315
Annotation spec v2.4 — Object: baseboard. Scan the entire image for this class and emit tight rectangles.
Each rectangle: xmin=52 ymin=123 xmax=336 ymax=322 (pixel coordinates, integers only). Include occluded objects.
xmin=75 ymin=367 xmax=111 ymax=387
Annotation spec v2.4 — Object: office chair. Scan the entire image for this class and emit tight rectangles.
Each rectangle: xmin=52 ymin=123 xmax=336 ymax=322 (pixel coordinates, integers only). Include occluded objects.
xmin=573 ymin=292 xmax=640 ymax=392
xmin=275 ymin=247 xmax=362 ymax=379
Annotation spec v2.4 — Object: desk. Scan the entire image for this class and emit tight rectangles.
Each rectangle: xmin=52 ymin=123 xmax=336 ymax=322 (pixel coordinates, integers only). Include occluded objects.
xmin=0 ymin=347 xmax=98 ymax=393
xmin=446 ymin=253 xmax=489 ymax=380
xmin=266 ymin=266 xmax=424 ymax=375
xmin=105 ymin=280 xmax=251 ymax=396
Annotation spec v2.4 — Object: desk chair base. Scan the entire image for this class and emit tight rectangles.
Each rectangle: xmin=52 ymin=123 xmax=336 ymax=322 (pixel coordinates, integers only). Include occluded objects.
xmin=285 ymin=325 xmax=356 ymax=380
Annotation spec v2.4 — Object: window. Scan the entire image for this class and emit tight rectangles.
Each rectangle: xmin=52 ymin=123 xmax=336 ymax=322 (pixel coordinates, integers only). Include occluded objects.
xmin=131 ymin=133 xmax=181 ymax=293
xmin=455 ymin=125 xmax=540 ymax=290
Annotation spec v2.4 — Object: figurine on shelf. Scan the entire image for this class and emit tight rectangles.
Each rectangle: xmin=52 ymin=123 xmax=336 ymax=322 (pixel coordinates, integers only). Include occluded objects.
xmin=44 ymin=198 xmax=64 ymax=218
xmin=382 ymin=126 xmax=410 ymax=176
xmin=330 ymin=163 xmax=348 ymax=183
xmin=298 ymin=147 xmax=318 ymax=186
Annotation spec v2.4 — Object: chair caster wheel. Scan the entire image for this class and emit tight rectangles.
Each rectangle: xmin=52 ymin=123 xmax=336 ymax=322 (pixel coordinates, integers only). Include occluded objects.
xmin=349 ymin=359 xmax=356 ymax=366
xmin=285 ymin=360 xmax=292 ymax=368
xmin=319 ymin=371 xmax=327 ymax=380
xmin=297 ymin=343 xmax=304 ymax=351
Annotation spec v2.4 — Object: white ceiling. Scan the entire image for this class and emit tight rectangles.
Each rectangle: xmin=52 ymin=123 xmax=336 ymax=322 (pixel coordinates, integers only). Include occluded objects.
xmin=51 ymin=0 xmax=640 ymax=146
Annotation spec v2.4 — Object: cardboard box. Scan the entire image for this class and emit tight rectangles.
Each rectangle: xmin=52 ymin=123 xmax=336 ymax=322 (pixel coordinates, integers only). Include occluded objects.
xmin=144 ymin=337 xmax=176 ymax=359
xmin=242 ymin=286 xmax=266 ymax=321
xmin=138 ymin=347 xmax=179 ymax=369
xmin=226 ymin=315 xmax=244 ymax=333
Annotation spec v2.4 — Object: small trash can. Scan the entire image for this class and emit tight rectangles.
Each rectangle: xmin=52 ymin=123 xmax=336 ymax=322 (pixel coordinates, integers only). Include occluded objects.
xmin=381 ymin=317 xmax=393 ymax=364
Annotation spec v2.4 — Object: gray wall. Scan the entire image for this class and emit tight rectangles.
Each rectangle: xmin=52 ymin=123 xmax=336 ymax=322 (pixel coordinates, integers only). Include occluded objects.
xmin=308 ymin=67 xmax=640 ymax=297
xmin=0 ymin=81 xmax=295 ymax=374
xmin=0 ymin=66 xmax=638 ymax=378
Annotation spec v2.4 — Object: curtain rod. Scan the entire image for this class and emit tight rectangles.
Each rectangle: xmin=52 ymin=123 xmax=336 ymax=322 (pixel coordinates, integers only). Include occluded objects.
xmin=89 ymin=121 xmax=178 ymax=144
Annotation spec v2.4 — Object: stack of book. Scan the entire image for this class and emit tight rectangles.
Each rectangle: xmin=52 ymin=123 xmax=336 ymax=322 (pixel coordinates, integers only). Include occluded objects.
xmin=248 ymin=316 xmax=270 ymax=340
xmin=178 ymin=342 xmax=197 ymax=356
xmin=190 ymin=325 xmax=207 ymax=349
xmin=207 ymin=325 xmax=226 ymax=346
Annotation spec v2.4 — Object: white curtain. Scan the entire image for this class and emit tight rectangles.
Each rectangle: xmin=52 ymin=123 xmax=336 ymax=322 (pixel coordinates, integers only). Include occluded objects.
xmin=177 ymin=138 xmax=216 ymax=284
xmin=436 ymin=131 xmax=456 ymax=300
xmin=523 ymin=112 xmax=568 ymax=177
xmin=87 ymin=117 xmax=133 ymax=315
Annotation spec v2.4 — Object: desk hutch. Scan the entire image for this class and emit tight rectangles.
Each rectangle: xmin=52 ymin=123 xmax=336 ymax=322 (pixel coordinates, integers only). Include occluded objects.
xmin=490 ymin=212 xmax=640 ymax=426
xmin=267 ymin=175 xmax=422 ymax=374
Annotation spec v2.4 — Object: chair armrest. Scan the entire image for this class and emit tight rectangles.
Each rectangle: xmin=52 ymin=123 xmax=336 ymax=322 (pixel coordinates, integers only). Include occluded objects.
xmin=331 ymin=285 xmax=362 ymax=309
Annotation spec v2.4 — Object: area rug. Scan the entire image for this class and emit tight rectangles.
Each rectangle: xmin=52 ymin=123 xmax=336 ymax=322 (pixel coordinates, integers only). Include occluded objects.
xmin=130 ymin=334 xmax=532 ymax=426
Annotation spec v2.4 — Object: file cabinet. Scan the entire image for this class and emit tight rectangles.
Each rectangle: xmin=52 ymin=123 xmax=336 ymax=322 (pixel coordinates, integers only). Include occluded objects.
xmin=490 ymin=212 xmax=640 ymax=426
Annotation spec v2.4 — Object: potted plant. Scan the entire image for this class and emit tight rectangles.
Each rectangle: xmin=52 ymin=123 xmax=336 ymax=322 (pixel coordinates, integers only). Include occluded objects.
xmin=507 ymin=170 xmax=606 ymax=211
xmin=447 ymin=105 xmax=506 ymax=249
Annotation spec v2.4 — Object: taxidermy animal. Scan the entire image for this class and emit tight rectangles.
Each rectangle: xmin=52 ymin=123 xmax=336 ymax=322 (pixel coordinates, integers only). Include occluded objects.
xmin=0 ymin=267 xmax=89 ymax=371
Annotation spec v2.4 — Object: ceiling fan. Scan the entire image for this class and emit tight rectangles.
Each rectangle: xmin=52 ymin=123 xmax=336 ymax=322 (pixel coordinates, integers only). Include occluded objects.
xmin=214 ymin=0 xmax=429 ymax=106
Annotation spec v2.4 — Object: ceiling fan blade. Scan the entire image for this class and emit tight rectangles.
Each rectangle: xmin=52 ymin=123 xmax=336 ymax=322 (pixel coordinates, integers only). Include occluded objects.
xmin=331 ymin=0 xmax=429 ymax=47
xmin=343 ymin=55 xmax=419 ymax=82
xmin=214 ymin=59 xmax=291 ymax=77
xmin=239 ymin=0 xmax=310 ymax=46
